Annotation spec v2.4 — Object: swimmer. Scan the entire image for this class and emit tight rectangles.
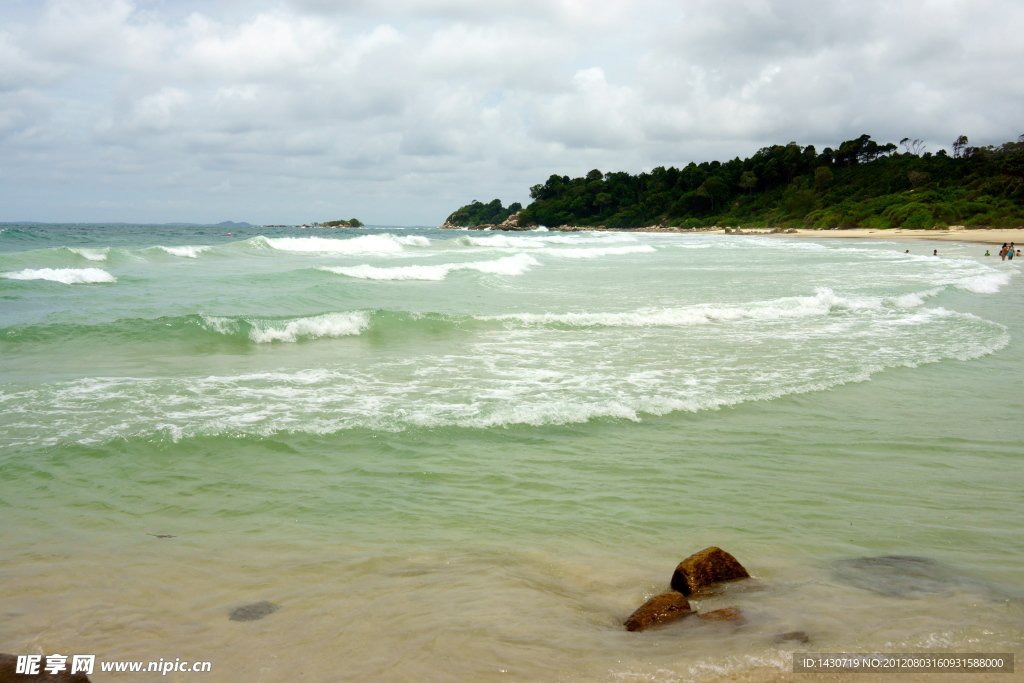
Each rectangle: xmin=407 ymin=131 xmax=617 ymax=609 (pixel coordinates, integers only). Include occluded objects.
xmin=985 ymin=250 xmax=990 ymax=256
xmin=933 ymin=249 xmax=938 ymax=256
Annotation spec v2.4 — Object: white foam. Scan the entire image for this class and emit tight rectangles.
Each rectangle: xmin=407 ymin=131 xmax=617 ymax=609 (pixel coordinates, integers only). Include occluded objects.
xmin=482 ymin=288 xmax=886 ymax=328
xmin=199 ymin=315 xmax=238 ymax=336
xmin=957 ymin=272 xmax=1012 ymax=293
xmin=540 ymin=245 xmax=656 ymax=258
xmin=67 ymin=248 xmax=109 ymax=261
xmin=396 ymin=235 xmax=431 ymax=246
xmin=258 ymin=234 xmax=427 ymax=254
xmin=1 ymin=267 xmax=116 ymax=284
xmin=321 ymin=253 xmax=540 ymax=281
xmin=159 ymin=245 xmax=211 ymax=258
xmin=247 ymin=312 xmax=370 ymax=343
xmin=460 ymin=233 xmax=637 ymax=248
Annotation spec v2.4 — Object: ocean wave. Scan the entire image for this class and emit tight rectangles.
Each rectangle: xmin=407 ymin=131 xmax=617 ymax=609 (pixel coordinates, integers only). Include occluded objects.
xmin=158 ymin=245 xmax=211 ymax=258
xmin=255 ymin=234 xmax=430 ymax=254
xmin=459 ymin=233 xmax=637 ymax=248
xmin=67 ymin=247 xmax=109 ymax=262
xmin=480 ymin=287 xmax=937 ymax=328
xmin=1 ymin=312 xmax=1007 ymax=445
xmin=321 ymin=254 xmax=539 ymax=281
xmin=200 ymin=311 xmax=370 ymax=343
xmin=0 ymin=267 xmax=116 ymax=284
xmin=539 ymin=245 xmax=656 ymax=258
xmin=957 ymin=271 xmax=1012 ymax=293
xmin=0 ymin=310 xmax=470 ymax=346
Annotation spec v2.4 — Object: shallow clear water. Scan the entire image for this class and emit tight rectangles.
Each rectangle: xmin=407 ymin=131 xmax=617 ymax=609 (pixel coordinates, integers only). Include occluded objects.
xmin=1 ymin=224 xmax=1022 ymax=681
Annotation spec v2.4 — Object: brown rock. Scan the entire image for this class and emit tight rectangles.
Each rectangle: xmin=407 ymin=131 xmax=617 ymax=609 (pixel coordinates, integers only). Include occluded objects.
xmin=670 ymin=547 xmax=750 ymax=596
xmin=697 ymin=607 xmax=744 ymax=623
xmin=0 ymin=654 xmax=91 ymax=682
xmin=624 ymin=591 xmax=693 ymax=632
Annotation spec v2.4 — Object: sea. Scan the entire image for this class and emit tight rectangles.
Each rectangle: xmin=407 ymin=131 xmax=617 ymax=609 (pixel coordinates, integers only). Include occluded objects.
xmin=1 ymin=223 xmax=1021 ymax=682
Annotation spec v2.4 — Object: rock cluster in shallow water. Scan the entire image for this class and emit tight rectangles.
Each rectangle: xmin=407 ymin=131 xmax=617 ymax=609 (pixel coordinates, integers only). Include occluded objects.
xmin=624 ymin=546 xmax=751 ymax=632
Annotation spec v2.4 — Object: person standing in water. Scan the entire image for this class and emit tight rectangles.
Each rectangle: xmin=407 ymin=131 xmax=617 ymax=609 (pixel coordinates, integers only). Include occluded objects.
xmin=933 ymin=249 xmax=938 ymax=256
xmin=1000 ymin=243 xmax=1008 ymax=260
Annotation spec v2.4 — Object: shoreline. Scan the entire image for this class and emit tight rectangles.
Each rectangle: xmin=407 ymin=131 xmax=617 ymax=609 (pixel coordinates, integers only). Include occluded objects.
xmin=765 ymin=227 xmax=1024 ymax=245
xmin=441 ymin=223 xmax=1024 ymax=245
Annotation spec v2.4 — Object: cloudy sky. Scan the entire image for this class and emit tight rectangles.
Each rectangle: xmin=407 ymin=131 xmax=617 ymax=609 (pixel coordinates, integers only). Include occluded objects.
xmin=1 ymin=0 xmax=1022 ymax=225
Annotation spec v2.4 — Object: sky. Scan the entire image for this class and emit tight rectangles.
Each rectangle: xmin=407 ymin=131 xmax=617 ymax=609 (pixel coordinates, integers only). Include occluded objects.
xmin=1 ymin=0 xmax=1022 ymax=225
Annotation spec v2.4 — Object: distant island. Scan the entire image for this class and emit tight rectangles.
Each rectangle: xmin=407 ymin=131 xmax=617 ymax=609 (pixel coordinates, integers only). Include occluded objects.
xmin=299 ymin=219 xmax=364 ymax=228
xmin=443 ymin=134 xmax=1024 ymax=230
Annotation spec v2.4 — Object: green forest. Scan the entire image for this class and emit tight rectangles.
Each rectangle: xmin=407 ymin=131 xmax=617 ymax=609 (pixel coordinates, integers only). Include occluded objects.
xmin=446 ymin=134 xmax=1024 ymax=229
xmin=444 ymin=198 xmax=522 ymax=227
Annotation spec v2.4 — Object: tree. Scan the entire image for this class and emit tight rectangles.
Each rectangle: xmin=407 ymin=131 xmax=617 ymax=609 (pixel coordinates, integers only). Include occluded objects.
xmin=953 ymin=135 xmax=969 ymax=159
xmin=1002 ymin=150 xmax=1024 ymax=177
xmin=908 ymin=171 xmax=930 ymax=188
xmin=738 ymin=171 xmax=757 ymax=194
xmin=900 ymin=138 xmax=925 ymax=155
xmin=814 ymin=166 xmax=833 ymax=192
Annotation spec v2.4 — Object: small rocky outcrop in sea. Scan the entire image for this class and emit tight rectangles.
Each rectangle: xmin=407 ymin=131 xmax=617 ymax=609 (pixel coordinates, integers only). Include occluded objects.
xmin=229 ymin=600 xmax=280 ymax=622
xmin=624 ymin=592 xmax=692 ymax=632
xmin=670 ymin=547 xmax=751 ymax=596
xmin=496 ymin=211 xmax=530 ymax=231
xmin=0 ymin=654 xmax=91 ymax=682
xmin=624 ymin=547 xmax=751 ymax=631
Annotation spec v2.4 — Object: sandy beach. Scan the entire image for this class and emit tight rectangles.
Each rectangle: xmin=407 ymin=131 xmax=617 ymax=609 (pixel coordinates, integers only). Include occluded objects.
xmin=760 ymin=227 xmax=1024 ymax=245
xmin=470 ymin=224 xmax=1024 ymax=247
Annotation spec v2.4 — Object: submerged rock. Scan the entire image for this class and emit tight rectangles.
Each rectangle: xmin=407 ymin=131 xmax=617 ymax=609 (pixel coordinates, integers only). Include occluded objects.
xmin=0 ymin=654 xmax=91 ymax=682
xmin=229 ymin=600 xmax=279 ymax=622
xmin=697 ymin=607 xmax=744 ymax=623
xmin=624 ymin=592 xmax=693 ymax=632
xmin=772 ymin=630 xmax=810 ymax=644
xmin=670 ymin=547 xmax=750 ymax=596
xmin=832 ymin=555 xmax=987 ymax=598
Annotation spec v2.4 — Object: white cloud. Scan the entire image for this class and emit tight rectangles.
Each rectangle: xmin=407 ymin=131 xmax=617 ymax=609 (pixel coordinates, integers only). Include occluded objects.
xmin=0 ymin=0 xmax=1022 ymax=224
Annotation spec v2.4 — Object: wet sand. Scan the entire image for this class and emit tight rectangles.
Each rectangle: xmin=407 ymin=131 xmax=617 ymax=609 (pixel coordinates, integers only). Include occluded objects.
xmin=758 ymin=227 xmax=1024 ymax=245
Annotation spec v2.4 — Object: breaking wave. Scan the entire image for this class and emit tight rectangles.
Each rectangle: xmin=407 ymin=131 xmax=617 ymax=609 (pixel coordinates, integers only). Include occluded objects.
xmin=320 ymin=254 xmax=539 ymax=280
xmin=1 ymin=267 xmax=116 ymax=284
xmin=67 ymin=248 xmax=109 ymax=261
xmin=482 ymin=287 xmax=941 ymax=328
xmin=957 ymin=271 xmax=1012 ymax=294
xmin=201 ymin=312 xmax=370 ymax=343
xmin=255 ymin=234 xmax=430 ymax=254
xmin=539 ymin=245 xmax=656 ymax=258
xmin=158 ymin=245 xmax=211 ymax=258
xmin=459 ymin=233 xmax=637 ymax=249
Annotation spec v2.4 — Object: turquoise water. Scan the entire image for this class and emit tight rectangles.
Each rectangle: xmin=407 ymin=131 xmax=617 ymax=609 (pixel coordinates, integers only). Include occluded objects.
xmin=1 ymin=224 xmax=1022 ymax=681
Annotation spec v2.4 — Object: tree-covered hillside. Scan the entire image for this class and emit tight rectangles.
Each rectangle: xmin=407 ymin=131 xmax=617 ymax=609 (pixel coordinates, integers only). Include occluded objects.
xmin=450 ymin=135 xmax=1024 ymax=229
xmin=444 ymin=198 xmax=522 ymax=226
